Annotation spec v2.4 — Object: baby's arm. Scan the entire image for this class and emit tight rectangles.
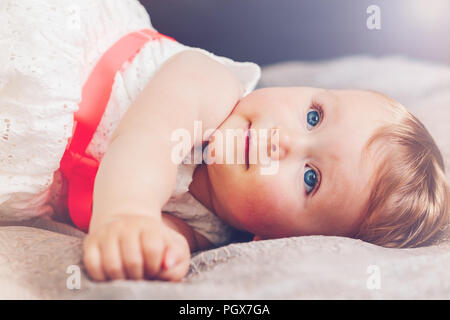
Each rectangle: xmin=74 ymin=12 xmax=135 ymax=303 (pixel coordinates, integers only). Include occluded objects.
xmin=83 ymin=51 xmax=243 ymax=281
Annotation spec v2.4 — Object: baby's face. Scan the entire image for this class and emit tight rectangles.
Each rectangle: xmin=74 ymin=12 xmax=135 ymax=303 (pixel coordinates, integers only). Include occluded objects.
xmin=205 ymin=87 xmax=395 ymax=240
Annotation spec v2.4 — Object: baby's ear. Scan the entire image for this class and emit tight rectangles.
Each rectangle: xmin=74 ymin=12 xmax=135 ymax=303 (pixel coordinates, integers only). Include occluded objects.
xmin=253 ymin=235 xmax=263 ymax=241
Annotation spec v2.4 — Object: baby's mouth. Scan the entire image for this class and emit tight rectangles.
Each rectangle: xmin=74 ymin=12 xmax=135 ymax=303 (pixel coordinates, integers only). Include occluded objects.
xmin=245 ymin=121 xmax=251 ymax=170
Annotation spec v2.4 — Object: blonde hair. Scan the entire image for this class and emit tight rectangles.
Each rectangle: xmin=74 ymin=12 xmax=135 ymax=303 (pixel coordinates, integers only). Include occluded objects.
xmin=354 ymin=95 xmax=449 ymax=248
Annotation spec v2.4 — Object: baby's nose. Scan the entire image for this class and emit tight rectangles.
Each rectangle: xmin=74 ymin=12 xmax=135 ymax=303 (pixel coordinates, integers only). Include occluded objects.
xmin=268 ymin=128 xmax=290 ymax=161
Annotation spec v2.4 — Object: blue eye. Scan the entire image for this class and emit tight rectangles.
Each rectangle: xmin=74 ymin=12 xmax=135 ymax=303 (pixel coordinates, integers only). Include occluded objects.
xmin=304 ymin=166 xmax=318 ymax=194
xmin=307 ymin=109 xmax=320 ymax=129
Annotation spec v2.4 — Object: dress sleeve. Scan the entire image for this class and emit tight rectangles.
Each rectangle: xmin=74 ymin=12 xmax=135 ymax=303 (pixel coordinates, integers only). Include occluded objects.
xmin=84 ymin=30 xmax=261 ymax=162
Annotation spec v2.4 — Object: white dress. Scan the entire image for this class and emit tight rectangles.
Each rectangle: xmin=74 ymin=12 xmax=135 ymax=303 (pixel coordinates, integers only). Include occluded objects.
xmin=0 ymin=0 xmax=260 ymax=246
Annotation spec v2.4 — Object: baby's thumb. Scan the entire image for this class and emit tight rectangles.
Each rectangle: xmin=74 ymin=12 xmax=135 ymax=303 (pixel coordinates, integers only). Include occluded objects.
xmin=159 ymin=247 xmax=189 ymax=281
xmin=163 ymin=247 xmax=178 ymax=270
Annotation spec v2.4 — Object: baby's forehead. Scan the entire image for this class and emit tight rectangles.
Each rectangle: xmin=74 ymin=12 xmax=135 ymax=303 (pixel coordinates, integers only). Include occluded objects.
xmin=365 ymin=90 xmax=400 ymax=106
xmin=338 ymin=88 xmax=395 ymax=103
xmin=339 ymin=89 xmax=402 ymax=122
xmin=359 ymin=89 xmax=400 ymax=109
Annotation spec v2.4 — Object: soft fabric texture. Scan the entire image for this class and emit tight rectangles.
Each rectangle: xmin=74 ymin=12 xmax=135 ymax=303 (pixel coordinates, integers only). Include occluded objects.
xmin=0 ymin=0 xmax=261 ymax=225
xmin=0 ymin=55 xmax=448 ymax=299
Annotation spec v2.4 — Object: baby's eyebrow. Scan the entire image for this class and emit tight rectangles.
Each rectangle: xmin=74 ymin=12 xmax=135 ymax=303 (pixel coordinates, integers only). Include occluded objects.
xmin=316 ymin=89 xmax=342 ymax=124
xmin=317 ymin=88 xmax=338 ymax=100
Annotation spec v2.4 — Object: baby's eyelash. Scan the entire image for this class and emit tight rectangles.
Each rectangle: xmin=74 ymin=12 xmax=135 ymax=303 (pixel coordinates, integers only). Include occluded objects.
xmin=310 ymin=101 xmax=324 ymax=120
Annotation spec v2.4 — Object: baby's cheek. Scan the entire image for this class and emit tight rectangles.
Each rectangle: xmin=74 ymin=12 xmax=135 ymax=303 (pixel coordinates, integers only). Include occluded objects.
xmin=237 ymin=185 xmax=290 ymax=233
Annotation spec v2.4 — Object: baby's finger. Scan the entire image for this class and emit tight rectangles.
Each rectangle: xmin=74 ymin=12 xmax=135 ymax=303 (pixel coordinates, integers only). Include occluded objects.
xmin=82 ymin=238 xmax=105 ymax=281
xmin=99 ymin=235 xmax=126 ymax=280
xmin=119 ymin=232 xmax=144 ymax=280
xmin=158 ymin=247 xmax=190 ymax=281
xmin=140 ymin=231 xmax=165 ymax=278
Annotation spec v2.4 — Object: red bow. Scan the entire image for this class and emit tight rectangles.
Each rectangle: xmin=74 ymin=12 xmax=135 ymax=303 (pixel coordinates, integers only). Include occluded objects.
xmin=59 ymin=29 xmax=175 ymax=232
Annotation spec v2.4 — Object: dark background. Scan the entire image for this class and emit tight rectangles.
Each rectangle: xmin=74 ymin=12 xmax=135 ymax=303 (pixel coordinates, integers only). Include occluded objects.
xmin=141 ymin=0 xmax=449 ymax=67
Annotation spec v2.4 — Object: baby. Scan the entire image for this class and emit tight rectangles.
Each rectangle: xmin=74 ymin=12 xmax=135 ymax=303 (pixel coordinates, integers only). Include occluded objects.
xmin=0 ymin=0 xmax=448 ymax=282
xmin=83 ymin=57 xmax=449 ymax=281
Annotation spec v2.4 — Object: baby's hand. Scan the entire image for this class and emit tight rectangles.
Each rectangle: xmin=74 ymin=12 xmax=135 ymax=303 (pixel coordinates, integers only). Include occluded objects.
xmin=82 ymin=215 xmax=190 ymax=281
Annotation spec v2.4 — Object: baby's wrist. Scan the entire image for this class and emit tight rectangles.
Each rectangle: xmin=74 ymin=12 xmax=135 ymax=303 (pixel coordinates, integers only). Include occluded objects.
xmin=89 ymin=205 xmax=162 ymax=232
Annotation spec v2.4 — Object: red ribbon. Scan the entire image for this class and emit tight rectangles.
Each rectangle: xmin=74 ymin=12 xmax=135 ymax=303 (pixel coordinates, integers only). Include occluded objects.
xmin=59 ymin=29 xmax=175 ymax=232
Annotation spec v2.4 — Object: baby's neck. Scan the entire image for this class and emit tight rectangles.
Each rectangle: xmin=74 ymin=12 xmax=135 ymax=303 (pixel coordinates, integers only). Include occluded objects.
xmin=188 ymin=164 xmax=216 ymax=214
